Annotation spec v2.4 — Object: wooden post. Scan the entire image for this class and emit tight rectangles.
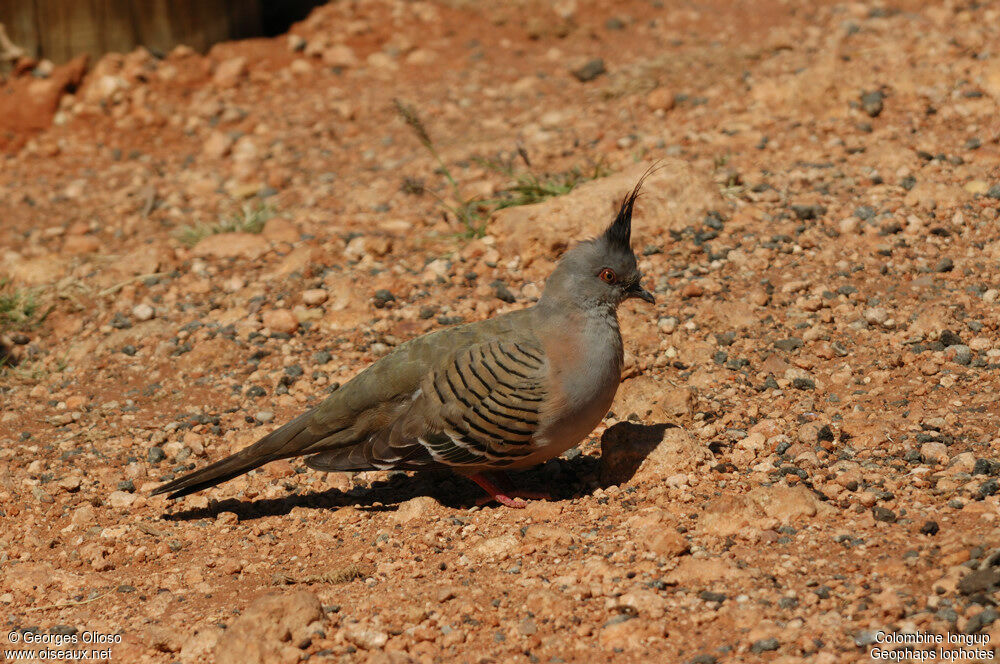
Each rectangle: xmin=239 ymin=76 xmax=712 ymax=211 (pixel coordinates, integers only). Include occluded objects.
xmin=0 ymin=0 xmax=264 ymax=64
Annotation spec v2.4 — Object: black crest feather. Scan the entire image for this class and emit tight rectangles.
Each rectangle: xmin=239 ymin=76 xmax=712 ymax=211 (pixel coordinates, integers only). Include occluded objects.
xmin=603 ymin=163 xmax=659 ymax=250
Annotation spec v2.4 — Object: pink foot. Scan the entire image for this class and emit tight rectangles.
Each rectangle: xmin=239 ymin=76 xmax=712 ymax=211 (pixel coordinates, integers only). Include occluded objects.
xmin=467 ymin=472 xmax=550 ymax=509
xmin=476 ymin=493 xmax=528 ymax=508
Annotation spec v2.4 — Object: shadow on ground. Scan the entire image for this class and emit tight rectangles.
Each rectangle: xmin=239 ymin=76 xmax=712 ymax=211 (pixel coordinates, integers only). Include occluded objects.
xmin=162 ymin=422 xmax=676 ymax=522
xmin=597 ymin=421 xmax=681 ymax=486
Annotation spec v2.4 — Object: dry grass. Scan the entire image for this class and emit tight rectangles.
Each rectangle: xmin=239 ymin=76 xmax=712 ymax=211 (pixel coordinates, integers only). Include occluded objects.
xmin=395 ymin=98 xmax=608 ymax=237
xmin=0 ymin=279 xmax=43 ymax=332
xmin=173 ymin=202 xmax=275 ymax=247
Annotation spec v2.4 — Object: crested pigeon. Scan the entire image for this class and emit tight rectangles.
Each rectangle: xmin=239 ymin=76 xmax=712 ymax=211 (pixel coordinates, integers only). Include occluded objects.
xmin=153 ymin=174 xmax=655 ymax=508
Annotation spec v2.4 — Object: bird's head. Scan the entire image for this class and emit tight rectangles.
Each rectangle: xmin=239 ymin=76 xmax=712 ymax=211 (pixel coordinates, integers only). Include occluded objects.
xmin=540 ymin=174 xmax=655 ymax=312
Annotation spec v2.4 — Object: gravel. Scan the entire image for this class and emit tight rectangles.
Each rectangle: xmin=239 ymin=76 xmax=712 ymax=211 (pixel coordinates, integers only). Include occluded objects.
xmin=1 ymin=2 xmax=1000 ymax=661
xmin=571 ymin=58 xmax=606 ymax=82
xmin=860 ymin=89 xmax=885 ymax=117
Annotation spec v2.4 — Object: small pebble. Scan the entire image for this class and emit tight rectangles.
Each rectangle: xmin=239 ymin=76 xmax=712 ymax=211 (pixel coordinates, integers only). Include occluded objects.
xmin=132 ymin=303 xmax=155 ymax=321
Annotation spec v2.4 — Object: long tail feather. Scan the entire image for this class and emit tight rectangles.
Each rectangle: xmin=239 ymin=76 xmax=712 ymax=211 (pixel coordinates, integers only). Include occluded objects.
xmin=305 ymin=446 xmax=375 ymax=472
xmin=151 ymin=410 xmax=315 ymax=499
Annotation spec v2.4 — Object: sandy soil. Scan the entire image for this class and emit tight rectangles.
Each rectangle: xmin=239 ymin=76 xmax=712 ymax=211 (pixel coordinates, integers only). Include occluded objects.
xmin=2 ymin=0 xmax=1000 ymax=662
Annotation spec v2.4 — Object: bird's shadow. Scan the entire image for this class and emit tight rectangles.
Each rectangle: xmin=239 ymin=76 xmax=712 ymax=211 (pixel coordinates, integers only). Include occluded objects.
xmin=161 ymin=422 xmax=675 ymax=522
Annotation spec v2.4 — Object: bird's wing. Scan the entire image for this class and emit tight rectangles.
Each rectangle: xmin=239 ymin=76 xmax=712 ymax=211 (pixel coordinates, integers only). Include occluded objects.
xmin=305 ymin=334 xmax=550 ymax=471
xmin=155 ymin=321 xmax=492 ymax=498
xmin=154 ymin=313 xmax=548 ymax=498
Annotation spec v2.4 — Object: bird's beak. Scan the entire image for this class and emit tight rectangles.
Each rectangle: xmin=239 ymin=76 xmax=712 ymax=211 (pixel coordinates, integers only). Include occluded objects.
xmin=627 ymin=283 xmax=655 ymax=304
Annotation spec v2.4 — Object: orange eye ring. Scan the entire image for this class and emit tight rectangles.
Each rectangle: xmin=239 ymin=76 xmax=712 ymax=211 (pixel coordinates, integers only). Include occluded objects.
xmin=599 ymin=268 xmax=617 ymax=284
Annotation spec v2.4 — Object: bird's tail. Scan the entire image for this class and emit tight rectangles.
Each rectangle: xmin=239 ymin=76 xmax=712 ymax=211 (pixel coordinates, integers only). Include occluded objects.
xmin=151 ymin=410 xmax=315 ymax=499
xmin=304 ymin=446 xmax=375 ymax=472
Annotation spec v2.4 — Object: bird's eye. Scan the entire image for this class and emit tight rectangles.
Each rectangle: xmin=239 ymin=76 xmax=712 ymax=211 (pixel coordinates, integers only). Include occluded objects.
xmin=599 ymin=268 xmax=617 ymax=284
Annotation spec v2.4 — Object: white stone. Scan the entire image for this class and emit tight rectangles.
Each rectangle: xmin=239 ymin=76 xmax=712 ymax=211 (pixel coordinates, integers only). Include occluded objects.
xmin=132 ymin=303 xmax=155 ymax=321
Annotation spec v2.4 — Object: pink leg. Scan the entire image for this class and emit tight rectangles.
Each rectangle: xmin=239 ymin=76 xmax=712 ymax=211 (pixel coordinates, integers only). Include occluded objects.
xmin=467 ymin=471 xmax=551 ymax=508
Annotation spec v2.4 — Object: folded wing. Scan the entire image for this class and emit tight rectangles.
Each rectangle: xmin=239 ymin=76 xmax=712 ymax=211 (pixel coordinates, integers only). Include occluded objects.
xmin=305 ymin=337 xmax=550 ymax=471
